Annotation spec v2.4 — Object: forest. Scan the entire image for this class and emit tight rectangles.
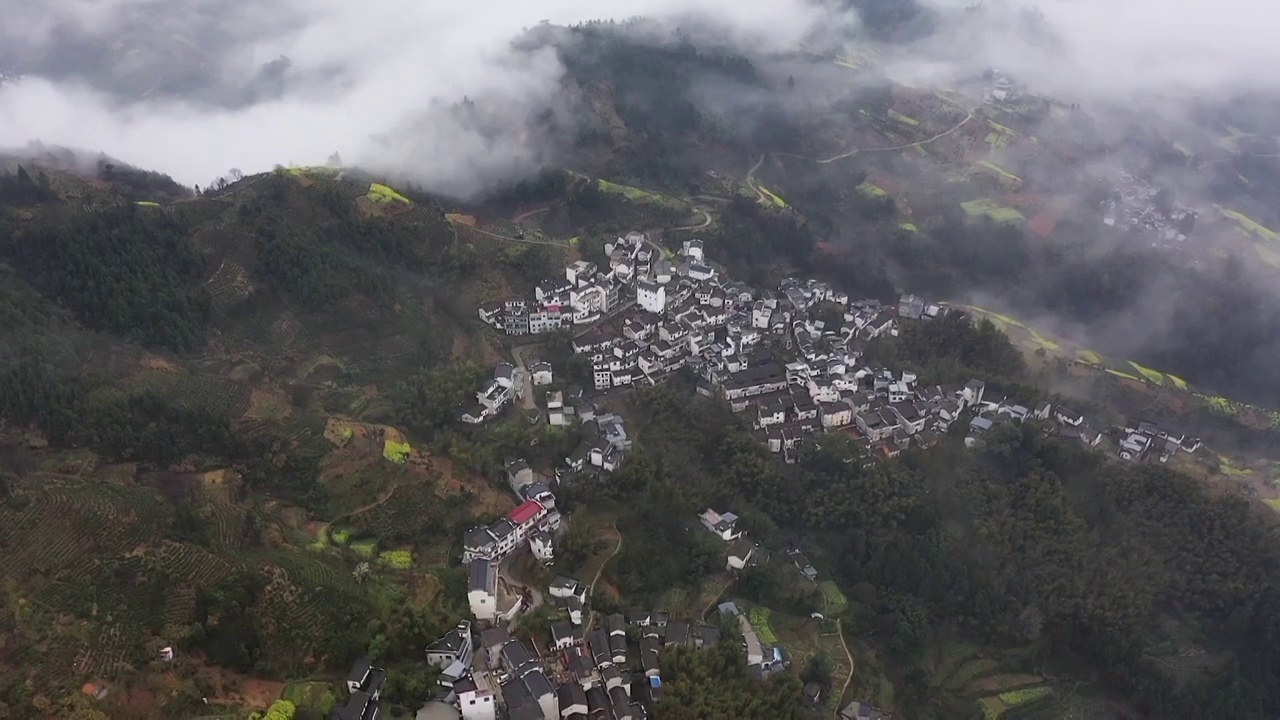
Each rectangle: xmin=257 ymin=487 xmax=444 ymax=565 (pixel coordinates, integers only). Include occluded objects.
xmin=597 ymin=319 xmax=1280 ymax=718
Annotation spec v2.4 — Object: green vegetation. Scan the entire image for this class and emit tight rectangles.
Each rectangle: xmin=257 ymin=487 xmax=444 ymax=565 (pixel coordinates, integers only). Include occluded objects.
xmin=280 ymin=682 xmax=337 ymax=717
xmin=858 ymin=182 xmax=889 ymax=198
xmin=749 ymin=606 xmax=779 ymax=645
xmin=383 ymin=439 xmax=411 ymax=464
xmin=999 ymin=686 xmax=1052 ymax=705
xmin=378 ymin=550 xmax=414 ymax=570
xmin=367 ymin=182 xmax=411 ymax=205
xmin=1128 ymin=360 xmax=1166 ymax=385
xmin=820 ymin=580 xmax=848 ymax=614
xmin=758 ymin=184 xmax=788 ymax=208
xmin=899 ymin=222 xmax=919 ymax=233
xmin=351 ymin=539 xmax=378 ymax=558
xmin=961 ymin=199 xmax=1024 ymax=224
xmin=596 ymin=177 xmax=689 ymax=209
xmin=661 ymin=644 xmax=806 ymax=719
xmin=889 ymin=109 xmax=920 ymax=126
xmin=976 ymin=160 xmax=1021 ymax=185
xmin=133 ymin=200 xmax=161 ymax=207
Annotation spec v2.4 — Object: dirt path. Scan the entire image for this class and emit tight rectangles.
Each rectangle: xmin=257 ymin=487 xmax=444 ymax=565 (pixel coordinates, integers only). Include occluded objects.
xmin=824 ymin=583 xmax=856 ymax=718
xmin=317 ymin=481 xmax=400 ymax=540
xmin=511 ymin=344 xmax=539 ymax=411
xmin=499 ymin=558 xmax=545 ymax=631
xmin=673 ymin=208 xmax=713 ymax=231
xmin=833 ymin=618 xmax=854 ymax=717
xmin=699 ymin=577 xmax=735 ymax=621
xmin=513 ymin=206 xmax=550 ymax=223
xmin=449 ymin=219 xmax=569 ymax=247
xmin=588 ymin=523 xmax=622 ymax=625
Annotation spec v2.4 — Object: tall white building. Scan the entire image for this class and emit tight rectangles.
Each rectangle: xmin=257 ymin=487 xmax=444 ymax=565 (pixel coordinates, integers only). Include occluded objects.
xmin=637 ymin=280 xmax=666 ymax=315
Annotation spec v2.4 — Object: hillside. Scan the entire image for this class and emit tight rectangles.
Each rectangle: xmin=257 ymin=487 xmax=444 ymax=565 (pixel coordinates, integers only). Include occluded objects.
xmin=0 ymin=161 xmax=542 ymax=719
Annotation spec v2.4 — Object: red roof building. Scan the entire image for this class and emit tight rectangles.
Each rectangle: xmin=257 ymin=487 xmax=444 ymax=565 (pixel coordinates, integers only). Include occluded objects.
xmin=508 ymin=500 xmax=545 ymax=527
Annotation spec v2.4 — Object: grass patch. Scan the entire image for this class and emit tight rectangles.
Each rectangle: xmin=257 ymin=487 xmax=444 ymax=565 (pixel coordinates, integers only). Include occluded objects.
xmin=857 ymin=182 xmax=888 ymax=199
xmin=1217 ymin=206 xmax=1279 ymax=241
xmin=1217 ymin=455 xmax=1251 ymax=477
xmin=987 ymin=120 xmax=1015 ymax=136
xmin=308 ymin=526 xmax=329 ymax=552
xmin=749 ymin=606 xmax=779 ymax=645
xmin=980 ymin=696 xmax=1006 ymax=719
xmin=378 ymin=549 xmax=413 ymax=570
xmin=1128 ymin=360 xmax=1166 ymax=385
xmin=961 ymin=199 xmax=1024 ymax=224
xmin=351 ymin=539 xmax=378 ymax=559
xmin=1105 ymin=368 xmax=1143 ymax=382
xmin=1167 ymin=374 xmax=1189 ymax=390
xmin=596 ymin=178 xmax=688 ymax=210
xmin=133 ymin=201 xmax=161 ymax=207
xmin=820 ymin=580 xmax=848 ymax=614
xmin=976 ymin=160 xmax=1022 ymax=185
xmin=367 ymin=182 xmax=410 ymax=205
xmin=383 ymin=439 xmax=411 ymax=464
xmin=281 ymin=681 xmax=338 ymax=716
xmin=999 ymin=686 xmax=1052 ymax=706
xmin=889 ymin=109 xmax=919 ymax=126
xmin=899 ymin=222 xmax=918 ymax=233
xmin=758 ymin=184 xmax=788 ymax=208
xmin=1076 ymin=349 xmax=1103 ymax=365
xmin=1265 ymin=499 xmax=1280 ymax=514
xmin=330 ymin=526 xmax=352 ymax=545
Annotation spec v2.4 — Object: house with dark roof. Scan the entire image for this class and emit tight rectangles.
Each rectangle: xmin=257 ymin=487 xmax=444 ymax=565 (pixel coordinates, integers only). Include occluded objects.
xmin=665 ymin=621 xmax=690 ymax=648
xmin=551 ymin=621 xmax=577 ymax=651
xmin=426 ymin=621 xmax=473 ymax=671
xmin=480 ymin=627 xmax=511 ymax=670
xmin=558 ymin=683 xmax=589 ymax=717
xmin=468 ymin=560 xmax=497 ymax=621
xmin=727 ymin=539 xmax=756 ymax=572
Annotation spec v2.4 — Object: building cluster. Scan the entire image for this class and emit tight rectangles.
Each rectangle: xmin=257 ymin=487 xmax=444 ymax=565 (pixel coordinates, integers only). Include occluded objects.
xmin=1117 ymin=419 xmax=1201 ymax=463
xmin=464 ymin=465 xmax=562 ymax=622
xmin=478 ymin=234 xmax=667 ymax=338
xmin=1100 ymin=171 xmax=1197 ymax=244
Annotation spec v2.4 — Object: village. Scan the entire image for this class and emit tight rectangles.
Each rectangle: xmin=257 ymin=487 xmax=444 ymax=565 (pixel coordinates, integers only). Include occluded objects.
xmin=332 ymin=230 xmax=1203 ymax=720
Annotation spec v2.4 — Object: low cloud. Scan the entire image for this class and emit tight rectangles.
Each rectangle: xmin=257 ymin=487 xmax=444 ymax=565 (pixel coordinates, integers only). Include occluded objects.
xmin=898 ymin=0 xmax=1280 ymax=105
xmin=0 ymin=0 xmax=826 ymax=194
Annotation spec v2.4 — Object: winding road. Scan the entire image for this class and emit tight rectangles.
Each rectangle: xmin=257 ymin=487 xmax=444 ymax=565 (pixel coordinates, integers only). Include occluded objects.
xmin=746 ymin=107 xmax=977 ymax=204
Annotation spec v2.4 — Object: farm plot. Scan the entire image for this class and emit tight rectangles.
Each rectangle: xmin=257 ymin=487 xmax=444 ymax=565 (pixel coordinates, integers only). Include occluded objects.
xmin=962 ymin=199 xmax=1024 ymax=224
xmin=820 ymin=580 xmax=848 ymax=614
xmin=351 ymin=481 xmax=457 ymax=544
xmin=748 ymin=606 xmax=779 ymax=645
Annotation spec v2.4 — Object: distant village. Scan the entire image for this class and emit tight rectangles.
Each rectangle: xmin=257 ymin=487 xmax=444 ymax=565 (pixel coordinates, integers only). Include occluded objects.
xmin=335 ymin=229 xmax=1202 ymax=720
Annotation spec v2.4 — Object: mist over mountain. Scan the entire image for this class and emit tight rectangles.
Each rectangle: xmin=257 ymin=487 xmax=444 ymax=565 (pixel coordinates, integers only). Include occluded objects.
xmin=3 ymin=0 xmax=1276 ymax=193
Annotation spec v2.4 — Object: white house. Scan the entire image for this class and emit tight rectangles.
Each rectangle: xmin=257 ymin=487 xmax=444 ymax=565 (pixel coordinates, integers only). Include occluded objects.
xmin=530 ymin=530 xmax=554 ymax=564
xmin=637 ymin=279 xmax=666 ymax=315
xmin=820 ymin=402 xmax=853 ymax=429
xmin=549 ymin=575 xmax=583 ymax=600
xmin=682 ymin=239 xmax=705 ymax=262
xmin=455 ymin=674 xmax=496 ymax=720
xmin=427 ymin=622 xmax=474 ymax=670
xmin=530 ymin=362 xmax=554 ymax=386
xmin=699 ymin=509 xmax=741 ymax=541
xmin=468 ymin=560 xmax=498 ymax=621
